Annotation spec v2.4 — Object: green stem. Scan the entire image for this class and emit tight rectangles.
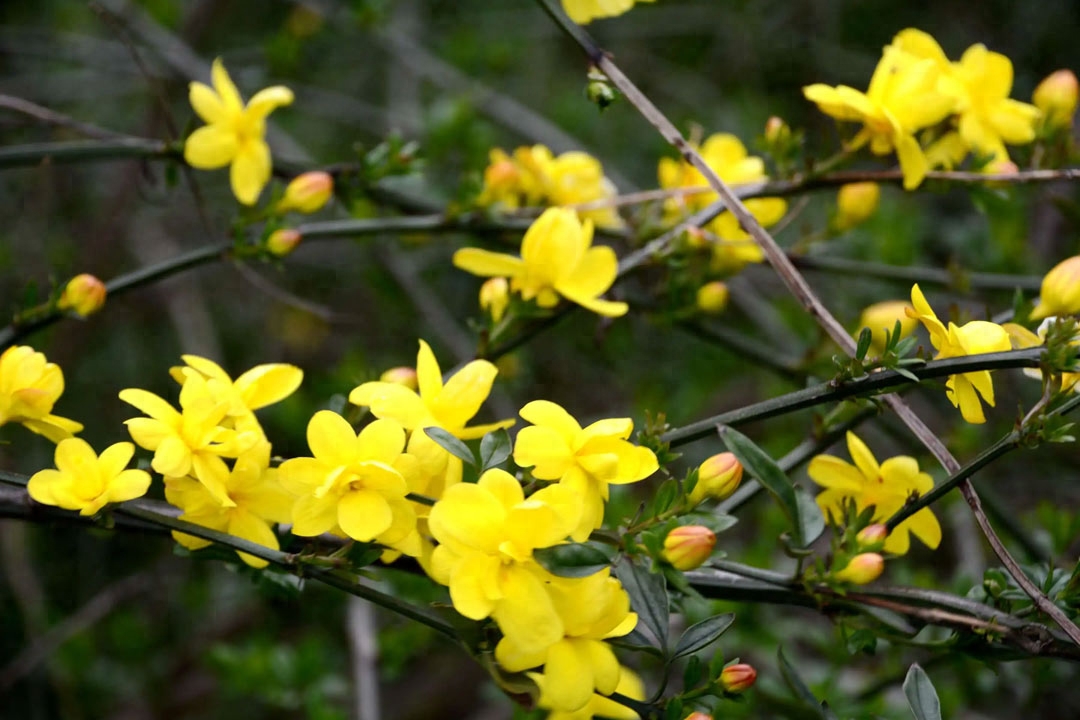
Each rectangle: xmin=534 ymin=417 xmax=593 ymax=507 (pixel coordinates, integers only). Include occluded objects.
xmin=791 ymin=254 xmax=1041 ymax=292
xmin=0 ymin=138 xmax=175 ymax=169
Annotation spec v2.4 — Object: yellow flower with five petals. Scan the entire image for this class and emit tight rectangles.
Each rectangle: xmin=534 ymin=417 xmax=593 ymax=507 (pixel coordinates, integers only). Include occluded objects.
xmin=28 ymin=439 xmax=150 ymax=517
xmin=0 ymin=345 xmax=83 ymax=442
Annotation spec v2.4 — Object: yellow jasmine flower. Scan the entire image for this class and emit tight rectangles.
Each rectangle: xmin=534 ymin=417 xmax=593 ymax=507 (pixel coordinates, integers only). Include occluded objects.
xmin=278 ymin=412 xmax=421 ymax=556
xmin=0 ymin=346 xmax=83 ymax=442
xmin=803 ymin=42 xmax=955 ymax=189
xmin=28 ymin=439 xmax=150 ymax=517
xmin=561 ymin=0 xmax=655 ymax=25
xmin=658 ymin=133 xmax=786 ymax=273
xmin=183 ymin=58 xmax=294 ymax=206
xmin=906 ymin=284 xmax=1011 ymax=424
xmin=855 ymin=300 xmax=917 ymax=355
xmin=165 ymin=442 xmax=293 ymax=568
xmin=808 ymin=431 xmax=940 ymax=555
xmin=120 ymin=372 xmax=260 ymax=507
xmin=454 ymin=208 xmax=628 ymax=317
xmin=1030 ymin=255 xmax=1080 ymax=320
xmin=513 ymin=400 xmax=658 ymax=541
xmin=428 ymin=468 xmax=581 ymax=653
xmin=834 ymin=182 xmax=881 ymax=232
xmin=541 ymin=667 xmax=644 ymax=720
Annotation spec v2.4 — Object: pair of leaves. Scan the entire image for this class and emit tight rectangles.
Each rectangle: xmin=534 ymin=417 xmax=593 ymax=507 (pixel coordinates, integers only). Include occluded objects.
xmin=424 ymin=427 xmax=511 ymax=472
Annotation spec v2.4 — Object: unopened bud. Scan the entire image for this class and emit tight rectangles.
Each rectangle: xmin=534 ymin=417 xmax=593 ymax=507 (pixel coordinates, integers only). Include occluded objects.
xmin=480 ymin=277 xmax=511 ymax=323
xmin=834 ymin=182 xmax=880 ymax=231
xmin=856 ymin=300 xmax=917 ymax=353
xmin=267 ymin=228 xmax=302 ymax=257
xmin=764 ymin=116 xmax=789 ymax=145
xmin=1031 ymin=255 xmax=1080 ymax=320
xmin=1033 ymin=70 xmax=1079 ymax=129
xmin=57 ymin=274 xmax=106 ymax=317
xmin=586 ymin=80 xmax=618 ymax=109
xmin=718 ymin=663 xmax=757 ymax=694
xmin=856 ymin=524 xmax=888 ymax=550
xmin=689 ymin=452 xmax=743 ymax=505
xmin=279 ymin=171 xmax=334 ymax=214
xmin=684 ymin=713 xmax=712 ymax=720
xmin=696 ymin=281 xmax=729 ymax=315
xmin=380 ymin=366 xmax=418 ymax=390
xmin=833 ymin=553 xmax=884 ymax=585
xmin=685 ymin=226 xmax=709 ymax=249
xmin=662 ymin=525 xmax=716 ymax=571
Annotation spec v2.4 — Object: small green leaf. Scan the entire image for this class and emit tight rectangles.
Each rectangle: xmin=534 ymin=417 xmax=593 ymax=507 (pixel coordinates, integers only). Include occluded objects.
xmin=683 ymin=654 xmax=704 ymax=689
xmin=778 ymin=646 xmax=826 ymax=718
xmin=479 ymin=429 xmax=511 ymax=471
xmin=903 ymin=663 xmax=942 ymax=720
xmin=719 ymin=426 xmax=804 ymax=545
xmin=680 ymin=512 xmax=738 ymax=535
xmin=533 ymin=543 xmax=613 ymax=578
xmin=672 ymin=613 xmax=735 ymax=660
xmin=615 ymin=556 xmax=670 ymax=651
xmin=664 ymin=697 xmax=684 ymax=720
xmin=423 ymin=427 xmax=476 ymax=467
xmin=652 ymin=478 xmax=679 ymax=515
xmin=794 ymin=487 xmax=825 ymax=546
xmin=855 ymin=327 xmax=872 ymax=360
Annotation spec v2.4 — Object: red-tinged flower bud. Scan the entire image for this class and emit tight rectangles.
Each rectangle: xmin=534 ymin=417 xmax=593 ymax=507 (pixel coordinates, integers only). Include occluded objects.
xmin=764 ymin=116 xmax=789 ymax=145
xmin=267 ymin=228 xmax=302 ymax=257
xmin=57 ymin=274 xmax=106 ymax=317
xmin=380 ymin=366 xmax=418 ymax=390
xmin=689 ymin=452 xmax=743 ymax=505
xmin=696 ymin=281 xmax=729 ymax=315
xmin=1034 ymin=70 xmax=1079 ymax=129
xmin=1031 ymin=255 xmax=1080 ymax=320
xmin=662 ymin=525 xmax=716 ymax=571
xmin=856 ymin=524 xmax=888 ymax=550
xmin=279 ymin=171 xmax=334 ymax=214
xmin=833 ymin=553 xmax=884 ymax=585
xmin=480 ymin=277 xmax=511 ymax=322
xmin=718 ymin=663 xmax=757 ymax=694
xmin=684 ymin=713 xmax=713 ymax=720
xmin=834 ymin=182 xmax=880 ymax=231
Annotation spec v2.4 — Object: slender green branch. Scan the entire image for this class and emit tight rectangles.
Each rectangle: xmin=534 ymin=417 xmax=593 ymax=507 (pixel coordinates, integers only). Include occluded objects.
xmin=791 ymin=255 xmax=1042 ymax=293
xmin=0 ymin=138 xmax=175 ymax=169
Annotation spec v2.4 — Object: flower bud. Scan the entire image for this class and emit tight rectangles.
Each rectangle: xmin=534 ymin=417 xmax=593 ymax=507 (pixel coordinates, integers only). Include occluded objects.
xmin=279 ymin=171 xmax=334 ymax=214
xmin=380 ymin=366 xmax=418 ymax=390
xmin=834 ymin=182 xmax=880 ymax=231
xmin=684 ymin=226 xmax=709 ymax=250
xmin=856 ymin=300 xmax=917 ymax=353
xmin=833 ymin=553 xmax=884 ymax=585
xmin=684 ymin=713 xmax=712 ymax=720
xmin=267 ymin=228 xmax=302 ymax=257
xmin=57 ymin=274 xmax=106 ymax=317
xmin=856 ymin=524 xmax=888 ymax=550
xmin=1033 ymin=70 xmax=1079 ymax=129
xmin=690 ymin=452 xmax=743 ymax=505
xmin=662 ymin=525 xmax=716 ymax=571
xmin=480 ymin=277 xmax=511 ymax=322
xmin=764 ymin=116 xmax=789 ymax=145
xmin=718 ymin=664 xmax=757 ymax=694
xmin=696 ymin=281 xmax=729 ymax=315
xmin=1031 ymin=255 xmax=1080 ymax=320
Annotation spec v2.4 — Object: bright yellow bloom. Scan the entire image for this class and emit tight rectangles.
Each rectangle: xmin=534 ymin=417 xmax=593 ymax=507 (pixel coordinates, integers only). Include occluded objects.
xmin=513 ymin=400 xmax=658 ymax=541
xmin=542 ymin=667 xmax=643 ymax=720
xmin=497 ymin=568 xmax=637 ymax=712
xmin=0 ymin=346 xmax=83 ymax=442
xmin=454 ymin=208 xmax=628 ymax=317
xmin=165 ymin=442 xmax=293 ymax=568
xmin=834 ymin=182 xmax=881 ymax=231
xmin=120 ymin=372 xmax=260 ymax=507
xmin=856 ymin=300 xmax=918 ymax=354
xmin=1034 ymin=70 xmax=1079 ymax=129
xmin=278 ymin=412 xmax=421 ymax=556
xmin=833 ymin=553 xmax=885 ymax=585
xmin=57 ymin=274 xmax=107 ymax=317
xmin=183 ymin=58 xmax=294 ymax=205
xmin=907 ymin=284 xmax=1011 ymax=423
xmin=658 ymin=133 xmax=786 ymax=273
xmin=277 ymin=171 xmax=333 ymax=214
xmin=803 ymin=41 xmax=955 ymax=189
xmin=1030 ymin=256 xmax=1080 ymax=320
xmin=808 ymin=431 xmax=940 ymax=555
xmin=561 ymin=0 xmax=655 ymax=25
xmin=28 ymin=439 xmax=150 ymax=516
xmin=428 ymin=468 xmax=581 ymax=652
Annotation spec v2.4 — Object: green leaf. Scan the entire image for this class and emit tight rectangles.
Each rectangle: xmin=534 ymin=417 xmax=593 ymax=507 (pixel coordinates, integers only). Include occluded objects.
xmin=855 ymin=327 xmax=872 ymax=360
xmin=719 ymin=426 xmax=804 ymax=545
xmin=651 ymin=478 xmax=679 ymax=515
xmin=479 ymin=429 xmax=511 ymax=471
xmin=794 ymin=487 xmax=825 ymax=546
xmin=423 ymin=427 xmax=476 ymax=467
xmin=903 ymin=664 xmax=942 ymax=720
xmin=683 ymin=654 xmax=704 ymax=689
xmin=615 ymin=556 xmax=669 ymax=651
xmin=680 ymin=512 xmax=738 ymax=535
xmin=664 ymin=698 xmax=684 ymax=720
xmin=778 ymin=646 xmax=826 ymax=718
xmin=672 ymin=613 xmax=735 ymax=660
xmin=533 ymin=543 xmax=614 ymax=578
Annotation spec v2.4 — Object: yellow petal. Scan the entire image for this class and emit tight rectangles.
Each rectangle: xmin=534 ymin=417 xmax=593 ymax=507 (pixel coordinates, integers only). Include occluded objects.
xmin=542 ymin=640 xmax=594 ymax=712
xmin=210 ymin=58 xmax=243 ymax=113
xmin=348 ymin=382 xmax=429 ymax=429
xmin=584 ymin=640 xmax=620 ymax=696
xmin=97 ymin=442 xmax=135 ymax=479
xmin=188 ymin=81 xmax=225 ymax=124
xmin=448 ymin=552 xmax=501 ymax=619
xmin=107 ymin=469 xmax=151 ymax=504
xmin=291 ymin=494 xmax=338 ymax=536
xmin=556 ymin=246 xmax=618 ymax=306
xmin=245 ymin=86 xmax=294 ymax=122
xmin=807 ymin=455 xmax=864 ymax=492
xmin=338 ymin=489 xmax=393 ymax=541
xmin=356 ymin=418 xmax=407 ymax=464
xmin=904 ymin=507 xmax=942 ymax=550
xmin=561 ymin=293 xmax=628 ymax=318
xmin=230 ymin=140 xmax=271 ymax=205
xmin=416 ymin=339 xmax=443 ymax=402
xmin=307 ymin=410 xmax=359 ymax=467
xmin=228 ymin=509 xmax=279 ymax=568
xmin=27 ymin=469 xmax=64 ymax=507
xmin=192 ymin=453 xmax=236 ymax=507
xmin=519 ymin=400 xmax=581 ymax=441
xmin=429 ymin=482 xmax=507 ymax=553
xmin=477 ymin=468 xmax=525 ymax=509
xmin=431 ymin=360 xmax=499 ymax=431
xmin=452 ymin=248 xmax=525 ymax=278
xmin=845 ymin=432 xmax=879 ymax=480
xmin=895 ymin=133 xmax=929 ymax=190
xmin=491 ymin=565 xmax=564 ymax=653
xmin=234 ymin=364 xmax=303 ymax=410
xmin=513 ymin=425 xmax=574 ymax=480
xmin=521 ymin=209 xmax=587 ymax=287
xmin=183 ymin=125 xmax=238 ymax=169
xmin=119 ymin=389 xmax=181 ymax=425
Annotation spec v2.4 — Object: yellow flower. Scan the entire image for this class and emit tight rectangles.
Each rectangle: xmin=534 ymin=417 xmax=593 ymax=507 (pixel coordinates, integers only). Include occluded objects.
xmin=428 ymin=468 xmax=581 ymax=652
xmin=695 ymin=281 xmax=729 ymax=315
xmin=454 ymin=208 xmax=628 ymax=317
xmin=658 ymin=133 xmax=786 ymax=273
xmin=834 ymin=182 xmax=881 ymax=231
xmin=1034 ymin=70 xmax=1079 ymax=129
xmin=57 ymin=274 xmax=107 ymax=317
xmin=278 ymin=412 xmax=421 ymax=555
xmin=513 ymin=400 xmax=658 ymax=541
xmin=561 ymin=0 xmax=655 ymax=25
xmin=183 ymin=58 xmax=294 ymax=205
xmin=165 ymin=442 xmax=293 ymax=568
xmin=542 ymin=667 xmax=644 ymax=720
xmin=28 ymin=439 xmax=150 ymax=516
xmin=0 ymin=346 xmax=83 ymax=442
xmin=907 ymin=284 xmax=1012 ymax=423
xmin=803 ymin=40 xmax=955 ymax=189
xmin=856 ymin=300 xmax=918 ymax=354
xmin=1030 ymin=256 xmax=1080 ymax=320
xmin=808 ymin=431 xmax=940 ymax=555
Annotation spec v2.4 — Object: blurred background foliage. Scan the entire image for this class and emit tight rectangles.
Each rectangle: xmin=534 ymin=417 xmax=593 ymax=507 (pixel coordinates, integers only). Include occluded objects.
xmin=2 ymin=0 xmax=1080 ymax=718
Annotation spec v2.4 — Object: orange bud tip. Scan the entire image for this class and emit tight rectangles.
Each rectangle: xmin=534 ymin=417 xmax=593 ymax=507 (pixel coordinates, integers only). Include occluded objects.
xmin=380 ymin=366 xmax=418 ymax=390
xmin=662 ymin=525 xmax=716 ymax=571
xmin=267 ymin=229 xmax=303 ymax=257
xmin=57 ymin=274 xmax=107 ymax=317
xmin=719 ymin=663 xmax=757 ymax=694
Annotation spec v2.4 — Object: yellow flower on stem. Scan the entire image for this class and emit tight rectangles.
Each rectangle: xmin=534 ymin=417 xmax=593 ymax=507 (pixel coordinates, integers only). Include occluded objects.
xmin=808 ymin=431 xmax=940 ymax=555
xmin=907 ymin=283 xmax=1011 ymax=423
xmin=28 ymin=439 xmax=150 ymax=517
xmin=454 ymin=208 xmax=627 ymax=317
xmin=560 ymin=0 xmax=655 ymax=25
xmin=183 ymin=58 xmax=294 ymax=205
xmin=165 ymin=442 xmax=294 ymax=568
xmin=513 ymin=400 xmax=658 ymax=541
xmin=542 ymin=667 xmax=644 ymax=720
xmin=0 ymin=346 xmax=83 ymax=442
xmin=1030 ymin=256 xmax=1080 ymax=320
